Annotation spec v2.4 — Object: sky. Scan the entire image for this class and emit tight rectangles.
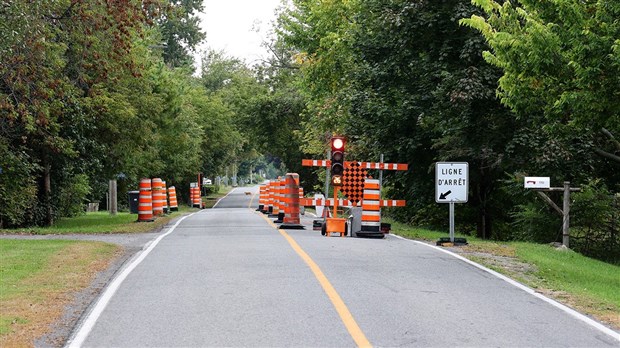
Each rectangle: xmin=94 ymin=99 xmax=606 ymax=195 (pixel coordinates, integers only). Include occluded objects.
xmin=195 ymin=0 xmax=283 ymax=68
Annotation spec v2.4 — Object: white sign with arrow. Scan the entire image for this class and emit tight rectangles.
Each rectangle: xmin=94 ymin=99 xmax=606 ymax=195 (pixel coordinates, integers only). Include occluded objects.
xmin=435 ymin=162 xmax=468 ymax=203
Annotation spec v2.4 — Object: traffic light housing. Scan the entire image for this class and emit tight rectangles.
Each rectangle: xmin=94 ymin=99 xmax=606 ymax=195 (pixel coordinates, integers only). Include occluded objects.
xmin=330 ymin=136 xmax=345 ymax=186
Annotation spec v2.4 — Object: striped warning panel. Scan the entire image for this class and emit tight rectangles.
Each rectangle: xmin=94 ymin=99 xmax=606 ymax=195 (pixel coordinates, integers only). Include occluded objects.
xmin=380 ymin=200 xmax=406 ymax=207
xmin=300 ymin=198 xmax=406 ymax=207
xmin=358 ymin=162 xmax=408 ymax=170
xmin=302 ymin=159 xmax=408 ymax=171
xmin=300 ymin=198 xmax=354 ymax=207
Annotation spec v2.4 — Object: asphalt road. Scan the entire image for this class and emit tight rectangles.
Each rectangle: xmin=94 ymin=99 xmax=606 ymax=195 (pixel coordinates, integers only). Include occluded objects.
xmin=68 ymin=186 xmax=619 ymax=347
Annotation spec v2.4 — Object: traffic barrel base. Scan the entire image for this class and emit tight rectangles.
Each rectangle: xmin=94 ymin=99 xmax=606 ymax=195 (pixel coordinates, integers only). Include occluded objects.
xmin=436 ymin=237 xmax=468 ymax=246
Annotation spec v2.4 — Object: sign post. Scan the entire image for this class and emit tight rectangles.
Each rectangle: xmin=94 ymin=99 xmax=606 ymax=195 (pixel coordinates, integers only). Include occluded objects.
xmin=436 ymin=162 xmax=468 ymax=243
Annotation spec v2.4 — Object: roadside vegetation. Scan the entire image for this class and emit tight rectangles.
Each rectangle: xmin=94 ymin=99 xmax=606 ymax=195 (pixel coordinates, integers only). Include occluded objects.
xmin=0 ymin=197 xmax=229 ymax=345
xmin=0 ymin=240 xmax=120 ymax=346
xmin=389 ymin=219 xmax=620 ymax=330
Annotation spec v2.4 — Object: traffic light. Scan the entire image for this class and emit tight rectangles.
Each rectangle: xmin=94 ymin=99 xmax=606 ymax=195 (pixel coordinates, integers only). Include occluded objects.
xmin=330 ymin=136 xmax=345 ymax=186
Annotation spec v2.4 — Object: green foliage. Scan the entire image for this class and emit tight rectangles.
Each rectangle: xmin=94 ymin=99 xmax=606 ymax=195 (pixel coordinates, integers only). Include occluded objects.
xmin=570 ymin=181 xmax=620 ymax=263
xmin=0 ymin=1 xmax=262 ymax=227
xmin=159 ymin=0 xmax=206 ymax=68
xmin=462 ymin=0 xmax=620 ymax=167
xmin=0 ymin=140 xmax=38 ymax=228
xmin=56 ymin=174 xmax=91 ymax=218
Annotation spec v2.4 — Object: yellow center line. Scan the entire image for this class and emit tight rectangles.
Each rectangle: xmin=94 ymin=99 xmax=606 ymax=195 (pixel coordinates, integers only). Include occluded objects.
xmin=258 ymin=213 xmax=372 ymax=348
xmin=248 ymin=191 xmax=257 ymax=209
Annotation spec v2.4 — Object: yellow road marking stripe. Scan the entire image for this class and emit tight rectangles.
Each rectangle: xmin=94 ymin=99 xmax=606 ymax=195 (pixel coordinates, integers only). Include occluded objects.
xmin=258 ymin=213 xmax=372 ymax=348
xmin=249 ymin=191 xmax=257 ymax=209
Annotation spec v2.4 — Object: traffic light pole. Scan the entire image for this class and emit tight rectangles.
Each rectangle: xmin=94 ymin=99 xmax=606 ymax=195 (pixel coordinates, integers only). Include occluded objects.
xmin=325 ymin=150 xmax=331 ymax=206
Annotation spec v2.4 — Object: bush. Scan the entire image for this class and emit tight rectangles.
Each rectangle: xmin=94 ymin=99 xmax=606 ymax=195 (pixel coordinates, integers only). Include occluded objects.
xmin=203 ymin=184 xmax=217 ymax=196
xmin=570 ymin=181 xmax=620 ymax=264
xmin=56 ymin=174 xmax=92 ymax=217
xmin=0 ymin=141 xmax=39 ymax=228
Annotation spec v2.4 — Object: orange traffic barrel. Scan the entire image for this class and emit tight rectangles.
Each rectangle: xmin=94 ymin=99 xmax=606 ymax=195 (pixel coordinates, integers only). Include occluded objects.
xmin=168 ymin=186 xmax=178 ymax=211
xmin=191 ymin=185 xmax=201 ymax=208
xmin=266 ymin=181 xmax=274 ymax=214
xmin=257 ymin=184 xmax=267 ymax=212
xmin=152 ymin=178 xmax=165 ymax=216
xmin=361 ymin=178 xmax=381 ymax=233
xmin=280 ymin=173 xmax=304 ymax=229
xmin=138 ymin=178 xmax=155 ymax=222
xmin=162 ymin=180 xmax=169 ymax=213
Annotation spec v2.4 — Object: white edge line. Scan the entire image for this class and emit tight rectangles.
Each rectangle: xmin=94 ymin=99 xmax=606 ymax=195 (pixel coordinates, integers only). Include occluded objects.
xmin=389 ymin=234 xmax=620 ymax=341
xmin=66 ymin=214 xmax=193 ymax=348
xmin=211 ymin=187 xmax=237 ymax=208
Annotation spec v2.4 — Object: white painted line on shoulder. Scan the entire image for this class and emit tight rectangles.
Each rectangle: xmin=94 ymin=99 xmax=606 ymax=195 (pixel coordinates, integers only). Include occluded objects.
xmin=66 ymin=214 xmax=194 ymax=348
xmin=388 ymin=234 xmax=620 ymax=342
xmin=212 ymin=187 xmax=237 ymax=209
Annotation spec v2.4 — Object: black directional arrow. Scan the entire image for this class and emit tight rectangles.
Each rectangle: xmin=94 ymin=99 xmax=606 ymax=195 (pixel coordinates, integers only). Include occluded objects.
xmin=439 ymin=190 xmax=452 ymax=200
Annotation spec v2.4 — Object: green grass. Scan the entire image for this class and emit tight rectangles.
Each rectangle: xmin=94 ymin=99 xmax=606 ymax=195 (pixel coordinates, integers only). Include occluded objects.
xmin=0 ymin=240 xmax=75 ymax=299
xmin=385 ymin=218 xmax=475 ymax=242
xmin=0 ymin=239 xmax=119 ymax=339
xmin=0 ymin=206 xmax=198 ymax=235
xmin=514 ymin=243 xmax=620 ymax=312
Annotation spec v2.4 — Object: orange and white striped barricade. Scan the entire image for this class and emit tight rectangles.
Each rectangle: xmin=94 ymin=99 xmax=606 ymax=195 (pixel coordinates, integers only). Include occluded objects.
xmin=168 ymin=186 xmax=178 ymax=211
xmin=280 ymin=173 xmax=304 ymax=229
xmin=360 ymin=178 xmax=381 ymax=236
xmin=151 ymin=178 xmax=165 ymax=216
xmin=138 ymin=178 xmax=155 ymax=222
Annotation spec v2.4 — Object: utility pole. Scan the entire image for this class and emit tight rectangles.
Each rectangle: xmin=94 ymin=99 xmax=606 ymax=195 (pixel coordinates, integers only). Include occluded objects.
xmin=108 ymin=180 xmax=117 ymax=215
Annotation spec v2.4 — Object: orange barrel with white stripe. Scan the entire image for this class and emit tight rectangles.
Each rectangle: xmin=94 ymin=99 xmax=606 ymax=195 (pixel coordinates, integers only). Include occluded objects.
xmin=138 ymin=178 xmax=155 ymax=222
xmin=151 ymin=178 xmax=165 ymax=216
xmin=270 ymin=179 xmax=281 ymax=216
xmin=162 ymin=181 xmax=169 ymax=213
xmin=189 ymin=185 xmax=194 ymax=207
xmin=192 ymin=185 xmax=202 ymax=208
xmin=280 ymin=173 xmax=304 ymax=229
xmin=168 ymin=186 xmax=178 ymax=211
xmin=298 ymin=185 xmax=305 ymax=216
xmin=257 ymin=184 xmax=267 ymax=212
xmin=267 ymin=181 xmax=274 ymax=214
xmin=361 ymin=178 xmax=381 ymax=234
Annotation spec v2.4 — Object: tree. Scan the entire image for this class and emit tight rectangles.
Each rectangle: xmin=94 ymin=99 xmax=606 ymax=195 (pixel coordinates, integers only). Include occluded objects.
xmin=462 ymin=0 xmax=620 ymax=168
xmin=159 ymin=0 xmax=206 ymax=68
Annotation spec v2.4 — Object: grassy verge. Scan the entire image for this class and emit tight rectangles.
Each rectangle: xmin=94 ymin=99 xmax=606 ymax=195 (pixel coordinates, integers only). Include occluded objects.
xmin=0 ymin=239 xmax=120 ymax=346
xmin=0 ymin=206 xmax=198 ymax=235
xmin=387 ymin=218 xmax=620 ymax=329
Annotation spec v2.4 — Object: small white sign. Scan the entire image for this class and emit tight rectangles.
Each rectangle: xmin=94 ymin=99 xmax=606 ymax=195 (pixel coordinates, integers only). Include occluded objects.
xmin=524 ymin=177 xmax=550 ymax=189
xmin=436 ymin=162 xmax=468 ymax=203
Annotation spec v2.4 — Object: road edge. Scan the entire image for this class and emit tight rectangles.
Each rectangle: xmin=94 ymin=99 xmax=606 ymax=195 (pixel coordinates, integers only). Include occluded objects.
xmin=389 ymin=234 xmax=620 ymax=342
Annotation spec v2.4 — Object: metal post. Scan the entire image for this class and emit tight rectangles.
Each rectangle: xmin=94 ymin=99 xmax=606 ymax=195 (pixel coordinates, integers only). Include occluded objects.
xmin=379 ymin=154 xmax=384 ymax=187
xmin=325 ymin=150 xmax=331 ymax=200
xmin=449 ymin=202 xmax=455 ymax=242
xmin=562 ymin=181 xmax=570 ymax=248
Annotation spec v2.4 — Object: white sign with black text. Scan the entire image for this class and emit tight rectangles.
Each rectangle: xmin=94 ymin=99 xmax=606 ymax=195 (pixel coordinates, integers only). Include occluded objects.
xmin=435 ymin=162 xmax=469 ymax=203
